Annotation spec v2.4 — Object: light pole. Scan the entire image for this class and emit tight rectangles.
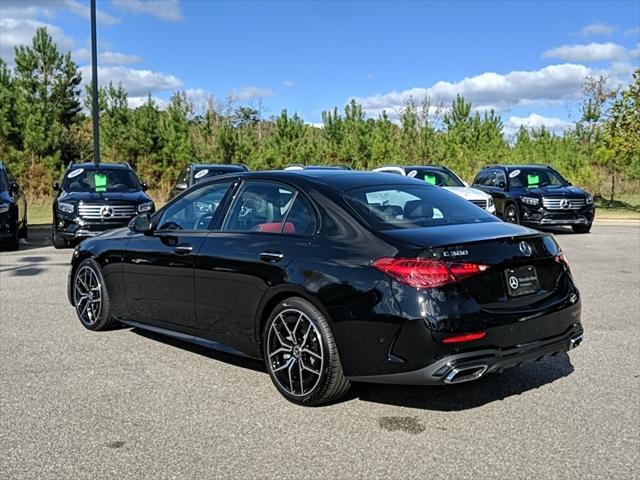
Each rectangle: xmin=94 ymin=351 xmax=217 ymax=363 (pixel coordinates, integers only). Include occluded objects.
xmin=90 ymin=0 xmax=100 ymax=165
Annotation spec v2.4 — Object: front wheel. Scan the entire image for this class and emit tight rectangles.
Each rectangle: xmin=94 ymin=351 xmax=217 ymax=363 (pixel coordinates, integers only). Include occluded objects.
xmin=572 ymin=223 xmax=592 ymax=234
xmin=504 ymin=204 xmax=520 ymax=224
xmin=263 ymin=297 xmax=350 ymax=406
xmin=73 ymin=258 xmax=116 ymax=331
xmin=52 ymin=229 xmax=68 ymax=249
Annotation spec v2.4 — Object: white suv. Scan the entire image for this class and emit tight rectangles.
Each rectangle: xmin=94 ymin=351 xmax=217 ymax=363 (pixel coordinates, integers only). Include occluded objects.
xmin=372 ymin=165 xmax=496 ymax=214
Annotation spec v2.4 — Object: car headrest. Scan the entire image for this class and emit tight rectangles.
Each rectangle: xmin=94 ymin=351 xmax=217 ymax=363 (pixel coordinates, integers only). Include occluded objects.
xmin=380 ymin=205 xmax=403 ymax=220
xmin=404 ymin=200 xmax=434 ymax=220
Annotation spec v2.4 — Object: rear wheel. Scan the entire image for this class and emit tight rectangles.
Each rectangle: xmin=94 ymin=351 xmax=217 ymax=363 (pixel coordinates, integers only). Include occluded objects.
xmin=73 ymin=258 xmax=116 ymax=331
xmin=263 ymin=297 xmax=350 ymax=406
xmin=572 ymin=223 xmax=592 ymax=234
xmin=504 ymin=204 xmax=520 ymax=224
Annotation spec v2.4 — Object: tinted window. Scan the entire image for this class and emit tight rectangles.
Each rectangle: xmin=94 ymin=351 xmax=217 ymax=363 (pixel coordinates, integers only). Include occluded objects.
xmin=62 ymin=168 xmax=140 ymax=193
xmin=345 ymin=184 xmax=498 ymax=230
xmin=0 ymin=170 xmax=7 ymax=191
xmin=508 ymin=168 xmax=567 ymax=188
xmin=408 ymin=168 xmax=464 ymax=187
xmin=158 ymin=181 xmax=232 ymax=231
xmin=283 ymin=195 xmax=317 ymax=235
xmin=223 ymin=181 xmax=297 ymax=233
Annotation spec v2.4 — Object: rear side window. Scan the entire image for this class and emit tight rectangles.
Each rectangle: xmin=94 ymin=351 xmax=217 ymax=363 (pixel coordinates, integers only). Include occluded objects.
xmin=344 ymin=185 xmax=499 ymax=230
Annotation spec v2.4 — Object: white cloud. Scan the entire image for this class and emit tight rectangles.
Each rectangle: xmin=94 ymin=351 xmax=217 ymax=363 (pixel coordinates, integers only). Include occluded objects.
xmin=0 ymin=0 xmax=119 ymax=26
xmin=353 ymin=63 xmax=593 ymax=116
xmin=505 ymin=113 xmax=571 ymax=135
xmin=624 ymin=27 xmax=640 ymax=37
xmin=230 ymin=85 xmax=274 ymax=100
xmin=128 ymin=95 xmax=169 ymax=109
xmin=283 ymin=80 xmax=295 ymax=88
xmin=74 ymin=48 xmax=142 ymax=65
xmin=579 ymin=23 xmax=615 ymax=37
xmin=79 ymin=65 xmax=182 ymax=96
xmin=542 ymin=42 xmax=628 ymax=62
xmin=631 ymin=44 xmax=640 ymax=59
xmin=111 ymin=0 xmax=183 ymax=21
xmin=0 ymin=18 xmax=74 ymax=63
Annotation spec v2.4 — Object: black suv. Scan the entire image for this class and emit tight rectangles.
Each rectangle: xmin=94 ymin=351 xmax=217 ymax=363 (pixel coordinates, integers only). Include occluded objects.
xmin=168 ymin=163 xmax=249 ymax=201
xmin=472 ymin=164 xmax=595 ymax=233
xmin=0 ymin=161 xmax=28 ymax=250
xmin=52 ymin=162 xmax=154 ymax=248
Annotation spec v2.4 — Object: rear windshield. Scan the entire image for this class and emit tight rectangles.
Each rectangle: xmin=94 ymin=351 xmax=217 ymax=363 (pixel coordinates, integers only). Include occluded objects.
xmin=193 ymin=167 xmax=246 ymax=183
xmin=345 ymin=184 xmax=499 ymax=230
xmin=62 ymin=168 xmax=140 ymax=193
xmin=406 ymin=168 xmax=464 ymax=187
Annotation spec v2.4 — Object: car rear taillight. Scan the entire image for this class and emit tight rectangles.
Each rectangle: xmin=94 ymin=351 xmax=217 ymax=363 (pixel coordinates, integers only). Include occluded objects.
xmin=554 ymin=251 xmax=570 ymax=268
xmin=373 ymin=257 xmax=489 ymax=289
xmin=442 ymin=332 xmax=487 ymax=344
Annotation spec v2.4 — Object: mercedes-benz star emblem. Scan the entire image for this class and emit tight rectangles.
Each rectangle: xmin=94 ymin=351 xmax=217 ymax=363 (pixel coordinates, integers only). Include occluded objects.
xmin=560 ymin=198 xmax=570 ymax=209
xmin=100 ymin=206 xmax=114 ymax=218
xmin=509 ymin=276 xmax=519 ymax=290
xmin=519 ymin=240 xmax=532 ymax=257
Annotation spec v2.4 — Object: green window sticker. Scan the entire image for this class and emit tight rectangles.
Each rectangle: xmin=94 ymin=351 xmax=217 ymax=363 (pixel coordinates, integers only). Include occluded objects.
xmin=94 ymin=173 xmax=107 ymax=192
xmin=425 ymin=175 xmax=437 ymax=185
xmin=527 ymin=174 xmax=540 ymax=186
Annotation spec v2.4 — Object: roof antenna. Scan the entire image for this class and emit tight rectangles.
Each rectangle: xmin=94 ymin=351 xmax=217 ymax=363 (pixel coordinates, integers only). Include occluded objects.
xmin=90 ymin=0 xmax=100 ymax=166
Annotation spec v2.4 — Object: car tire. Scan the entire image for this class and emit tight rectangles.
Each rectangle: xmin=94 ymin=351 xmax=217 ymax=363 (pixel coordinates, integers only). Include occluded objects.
xmin=504 ymin=203 xmax=520 ymax=224
xmin=572 ymin=223 xmax=592 ymax=234
xmin=52 ymin=229 xmax=68 ymax=249
xmin=72 ymin=258 xmax=116 ymax=331
xmin=263 ymin=297 xmax=350 ymax=406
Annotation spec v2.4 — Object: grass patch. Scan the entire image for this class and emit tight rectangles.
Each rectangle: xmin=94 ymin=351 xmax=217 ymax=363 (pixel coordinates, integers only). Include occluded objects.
xmin=28 ymin=202 xmax=52 ymax=225
xmin=594 ymin=194 xmax=640 ymax=220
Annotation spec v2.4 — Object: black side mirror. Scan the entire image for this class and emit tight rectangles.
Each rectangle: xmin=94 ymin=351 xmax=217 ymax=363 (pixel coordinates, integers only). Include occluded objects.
xmin=9 ymin=182 xmax=19 ymax=194
xmin=141 ymin=182 xmax=149 ymax=191
xmin=129 ymin=213 xmax=153 ymax=234
xmin=175 ymin=182 xmax=188 ymax=191
xmin=53 ymin=181 xmax=60 ymax=191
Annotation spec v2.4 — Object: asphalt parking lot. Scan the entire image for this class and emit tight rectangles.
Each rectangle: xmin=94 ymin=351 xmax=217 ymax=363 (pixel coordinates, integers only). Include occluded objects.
xmin=1 ymin=224 xmax=639 ymax=479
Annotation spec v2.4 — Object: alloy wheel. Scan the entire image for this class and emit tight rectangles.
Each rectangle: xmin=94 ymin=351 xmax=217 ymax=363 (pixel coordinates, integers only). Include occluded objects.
xmin=506 ymin=206 xmax=519 ymax=224
xmin=267 ymin=308 xmax=324 ymax=397
xmin=74 ymin=265 xmax=103 ymax=326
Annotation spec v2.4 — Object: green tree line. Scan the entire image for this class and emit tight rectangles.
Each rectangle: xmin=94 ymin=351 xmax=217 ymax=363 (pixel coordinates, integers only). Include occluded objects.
xmin=1 ymin=28 xmax=638 ymax=202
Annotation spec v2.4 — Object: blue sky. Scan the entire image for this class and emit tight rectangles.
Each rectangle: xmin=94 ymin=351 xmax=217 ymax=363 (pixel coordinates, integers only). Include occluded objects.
xmin=1 ymin=0 xmax=638 ymax=134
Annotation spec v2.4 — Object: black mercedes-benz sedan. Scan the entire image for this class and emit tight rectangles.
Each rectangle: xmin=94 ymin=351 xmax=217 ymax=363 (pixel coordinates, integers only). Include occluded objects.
xmin=68 ymin=170 xmax=583 ymax=405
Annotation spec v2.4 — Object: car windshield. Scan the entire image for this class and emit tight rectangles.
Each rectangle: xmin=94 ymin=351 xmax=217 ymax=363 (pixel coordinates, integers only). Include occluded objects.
xmin=344 ymin=184 xmax=498 ymax=230
xmin=62 ymin=168 xmax=140 ymax=193
xmin=508 ymin=168 xmax=567 ymax=188
xmin=0 ymin=170 xmax=7 ymax=191
xmin=407 ymin=168 xmax=464 ymax=187
xmin=193 ymin=167 xmax=245 ymax=183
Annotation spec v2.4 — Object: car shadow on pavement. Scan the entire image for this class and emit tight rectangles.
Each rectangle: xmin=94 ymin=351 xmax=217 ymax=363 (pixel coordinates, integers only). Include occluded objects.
xmin=131 ymin=328 xmax=266 ymax=373
xmin=349 ymin=354 xmax=574 ymax=411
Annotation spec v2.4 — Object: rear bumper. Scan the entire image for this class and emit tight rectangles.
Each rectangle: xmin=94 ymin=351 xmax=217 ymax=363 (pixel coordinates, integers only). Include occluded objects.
xmin=348 ymin=324 xmax=583 ymax=385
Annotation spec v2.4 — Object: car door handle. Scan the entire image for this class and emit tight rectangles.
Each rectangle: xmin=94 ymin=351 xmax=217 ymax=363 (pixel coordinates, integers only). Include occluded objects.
xmin=174 ymin=244 xmax=193 ymax=255
xmin=260 ymin=251 xmax=284 ymax=262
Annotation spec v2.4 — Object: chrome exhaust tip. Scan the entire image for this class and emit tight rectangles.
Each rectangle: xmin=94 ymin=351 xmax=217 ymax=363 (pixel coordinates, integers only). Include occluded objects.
xmin=569 ymin=333 xmax=583 ymax=350
xmin=444 ymin=364 xmax=488 ymax=384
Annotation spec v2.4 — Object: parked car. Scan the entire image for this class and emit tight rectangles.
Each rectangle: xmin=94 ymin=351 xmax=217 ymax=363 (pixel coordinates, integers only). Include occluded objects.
xmin=472 ymin=164 xmax=595 ymax=233
xmin=52 ymin=162 xmax=154 ymax=248
xmin=68 ymin=170 xmax=583 ymax=406
xmin=168 ymin=164 xmax=249 ymax=200
xmin=373 ymin=165 xmax=496 ymax=214
xmin=0 ymin=161 xmax=28 ymax=250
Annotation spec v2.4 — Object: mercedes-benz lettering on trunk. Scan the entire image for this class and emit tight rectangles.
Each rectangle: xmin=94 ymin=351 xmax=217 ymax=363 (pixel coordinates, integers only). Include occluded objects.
xmin=68 ymin=170 xmax=583 ymax=405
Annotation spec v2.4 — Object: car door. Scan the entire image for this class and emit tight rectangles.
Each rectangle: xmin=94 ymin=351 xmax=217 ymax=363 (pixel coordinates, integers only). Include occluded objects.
xmin=5 ymin=166 xmax=25 ymax=227
xmin=194 ymin=180 xmax=318 ymax=348
xmin=123 ymin=180 xmax=234 ymax=330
